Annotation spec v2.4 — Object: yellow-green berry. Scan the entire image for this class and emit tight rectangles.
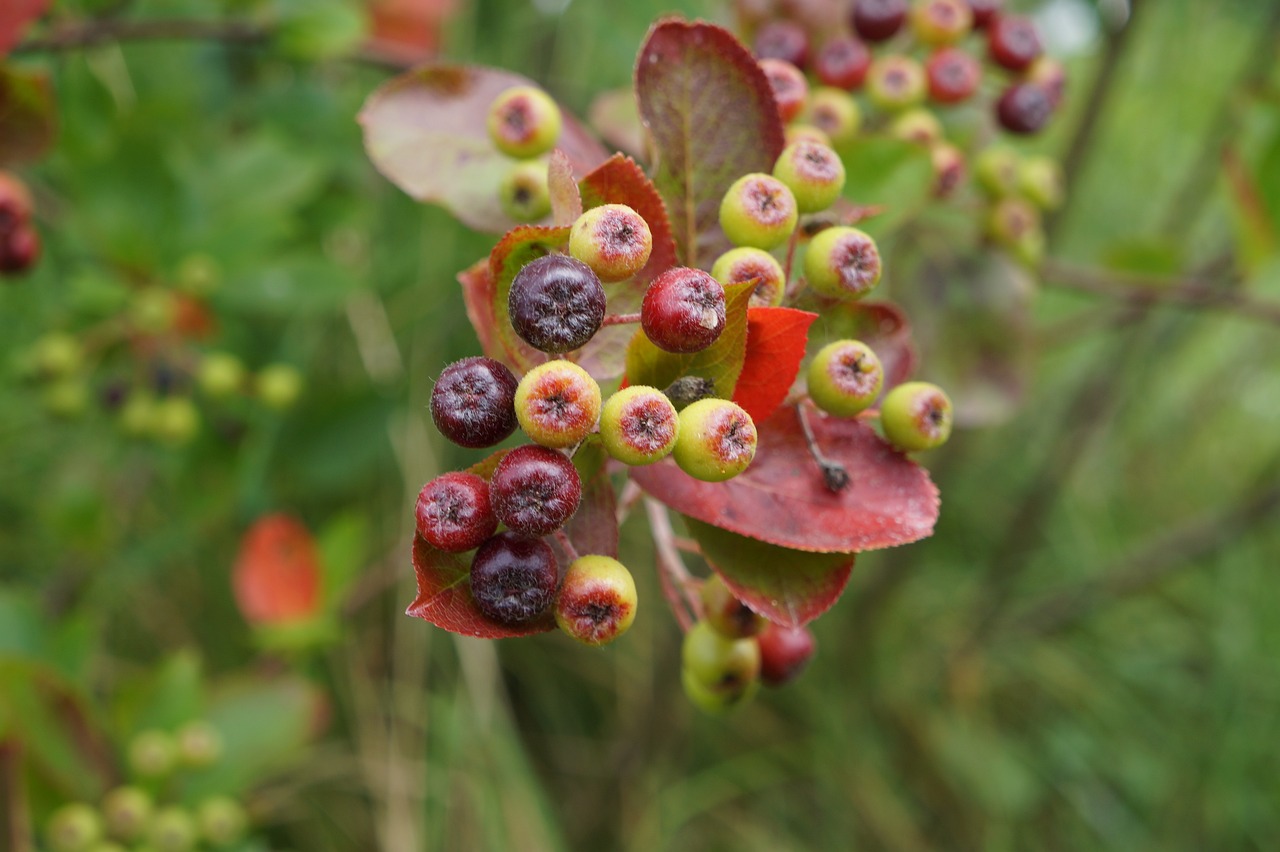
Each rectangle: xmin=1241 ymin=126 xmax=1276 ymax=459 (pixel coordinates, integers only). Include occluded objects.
xmin=802 ymin=87 xmax=861 ymax=145
xmin=197 ymin=797 xmax=247 ymax=847
xmin=152 ymin=397 xmax=200 ymax=445
xmin=499 ymin=159 xmax=552 ymax=222
xmin=46 ymin=803 xmax=103 ymax=852
xmin=700 ymin=574 xmax=767 ymax=639
xmin=773 ymin=140 xmax=846 ymax=214
xmin=256 ymin=363 xmax=303 ymax=410
xmin=681 ymin=620 xmax=761 ymax=713
xmin=673 ymin=398 xmax=757 ymax=482
xmin=719 ymin=173 xmax=798 ymax=250
xmin=808 ymin=339 xmax=883 ymax=416
xmin=880 ymin=381 xmax=952 ymax=451
xmin=128 ymin=730 xmax=176 ymax=778
xmin=1018 ymin=155 xmax=1064 ymax=210
xmin=147 ymin=807 xmax=197 ymax=852
xmin=102 ymin=786 xmax=153 ymax=843
xmin=888 ymin=108 xmax=943 ymax=146
xmin=487 ymin=85 xmax=562 ymax=159
xmin=710 ymin=246 xmax=786 ymax=307
xmin=803 ymin=226 xmax=882 ymax=300
xmin=554 ymin=555 xmax=638 ymax=646
xmin=866 ymin=55 xmax=927 ymax=111
xmin=599 ymin=385 xmax=679 ymax=466
xmin=197 ymin=352 xmax=245 ymax=398
xmin=176 ymin=720 xmax=222 ymax=767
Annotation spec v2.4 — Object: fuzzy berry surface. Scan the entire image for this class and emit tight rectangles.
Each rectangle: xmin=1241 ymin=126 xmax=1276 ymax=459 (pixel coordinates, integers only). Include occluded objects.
xmin=415 ymin=472 xmax=497 ymax=553
xmin=641 ymin=267 xmax=727 ymax=354
xmin=514 ymin=360 xmax=602 ymax=448
xmin=814 ymin=35 xmax=871 ymax=89
xmin=490 ymin=444 xmax=582 ymax=536
xmin=719 ymin=173 xmax=799 ymax=250
xmin=470 ymin=531 xmax=559 ymax=624
xmin=568 ymin=203 xmax=653 ymax=283
xmin=554 ymin=555 xmax=638 ymax=645
xmin=808 ymin=339 xmax=884 ymax=416
xmin=431 ymin=356 xmax=520 ymax=448
xmin=773 ymin=140 xmax=846 ymax=214
xmin=599 ymin=385 xmax=680 ymax=466
xmin=710 ymin=247 xmax=786 ymax=307
xmin=509 ymin=254 xmax=606 ymax=353
xmin=673 ymin=399 xmax=758 ymax=483
xmin=804 ymin=226 xmax=883 ymax=300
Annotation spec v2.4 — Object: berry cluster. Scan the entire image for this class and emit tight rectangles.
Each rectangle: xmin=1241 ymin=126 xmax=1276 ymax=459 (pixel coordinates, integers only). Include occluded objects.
xmin=487 ymin=85 xmax=563 ymax=222
xmin=43 ymin=721 xmax=249 ymax=852
xmin=975 ymin=145 xmax=1063 ymax=264
xmin=0 ymin=171 xmax=40 ymax=276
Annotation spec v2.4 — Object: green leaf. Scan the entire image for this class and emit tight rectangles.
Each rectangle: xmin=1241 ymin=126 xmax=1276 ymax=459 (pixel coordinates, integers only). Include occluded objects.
xmin=835 ymin=137 xmax=934 ymax=239
xmin=274 ymin=0 xmax=370 ymax=62
xmin=113 ymin=651 xmax=205 ymax=736
xmin=0 ymin=65 xmax=56 ymax=166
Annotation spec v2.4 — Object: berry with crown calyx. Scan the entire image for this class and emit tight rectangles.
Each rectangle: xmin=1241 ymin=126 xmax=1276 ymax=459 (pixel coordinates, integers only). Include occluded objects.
xmin=925 ymin=47 xmax=981 ymax=104
xmin=555 ymin=555 xmax=638 ymax=645
xmin=700 ymin=573 xmax=767 ymax=639
xmin=430 ymin=356 xmax=519 ymax=449
xmin=673 ymin=398 xmax=757 ymax=482
xmin=415 ymin=472 xmax=497 ymax=552
xmin=773 ymin=140 xmax=846 ymax=214
xmin=911 ymin=0 xmax=973 ymax=45
xmin=852 ymin=0 xmax=908 ymax=42
xmin=599 ymin=385 xmax=679 ymax=466
xmin=514 ymin=359 xmax=602 ymax=448
xmin=568 ymin=203 xmax=653 ymax=282
xmin=757 ymin=622 xmax=817 ymax=686
xmin=759 ymin=58 xmax=809 ymax=123
xmin=489 ymin=444 xmax=581 ymax=536
xmin=880 ymin=381 xmax=953 ymax=451
xmin=814 ymin=35 xmax=871 ymax=90
xmin=641 ymin=266 xmax=727 ymax=353
xmin=499 ymin=159 xmax=552 ymax=222
xmin=719 ymin=173 xmax=798 ymax=250
xmin=974 ymin=145 xmax=1021 ymax=197
xmin=807 ymin=339 xmax=884 ymax=416
xmin=469 ymin=531 xmax=559 ymax=624
xmin=802 ymin=87 xmax=861 ymax=146
xmin=509 ymin=254 xmax=606 ymax=353
xmin=487 ymin=85 xmax=562 ymax=159
xmin=866 ymin=55 xmax=927 ymax=112
xmin=681 ymin=620 xmax=761 ymax=713
xmin=710 ymin=246 xmax=786 ymax=307
xmin=804 ymin=226 xmax=882 ymax=300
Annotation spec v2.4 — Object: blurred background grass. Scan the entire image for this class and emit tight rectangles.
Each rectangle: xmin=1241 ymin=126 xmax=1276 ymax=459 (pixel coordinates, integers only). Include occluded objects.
xmin=2 ymin=0 xmax=1279 ymax=849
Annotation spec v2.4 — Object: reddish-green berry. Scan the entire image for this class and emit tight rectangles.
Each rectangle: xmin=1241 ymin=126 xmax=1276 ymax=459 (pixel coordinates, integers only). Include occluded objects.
xmin=911 ymin=0 xmax=973 ymax=45
xmin=866 ymin=55 xmax=927 ymax=112
xmin=931 ymin=142 xmax=966 ymax=197
xmin=509 ymin=254 xmax=606 ymax=353
xmin=490 ymin=444 xmax=581 ymax=536
xmin=487 ymin=85 xmax=562 ymax=159
xmin=757 ymin=622 xmax=817 ymax=686
xmin=176 ymin=720 xmax=222 ymax=767
xmin=196 ymin=797 xmax=247 ymax=847
xmin=719 ymin=173 xmax=798 ymax=250
xmin=470 ymin=531 xmax=559 ymax=625
xmin=710 ymin=247 xmax=786 ymax=307
xmin=514 ymin=360 xmax=602 ymax=448
xmin=808 ymin=339 xmax=884 ymax=416
xmin=986 ymin=196 xmax=1042 ymax=247
xmin=555 ymin=555 xmax=638 ymax=645
xmin=987 ymin=15 xmax=1042 ymax=71
xmin=700 ymin=574 xmax=767 ymax=639
xmin=852 ymin=0 xmax=908 ymax=42
xmin=499 ymin=159 xmax=551 ymax=222
xmin=681 ymin=621 xmax=761 ymax=712
xmin=47 ymin=803 xmax=104 ymax=852
xmin=997 ymin=82 xmax=1054 ymax=134
xmin=754 ymin=20 xmax=810 ymax=68
xmin=673 ymin=399 xmax=757 ymax=482
xmin=102 ymin=786 xmax=154 ymax=843
xmin=804 ymin=226 xmax=882 ymax=300
xmin=568 ymin=203 xmax=653 ymax=283
xmin=773 ymin=140 xmax=846 ymax=214
xmin=926 ymin=47 xmax=981 ymax=104
xmin=415 ymin=472 xmax=497 ymax=552
xmin=1019 ymin=155 xmax=1065 ymax=210
xmin=814 ymin=35 xmax=870 ymax=89
xmin=880 ymin=381 xmax=952 ymax=451
xmin=759 ymin=58 xmax=809 ymax=123
xmin=599 ymin=385 xmax=679 ymax=466
xmin=641 ymin=267 xmax=727 ymax=353
xmin=431 ymin=356 xmax=519 ymax=449
xmin=889 ymin=108 xmax=943 ymax=146
xmin=974 ymin=145 xmax=1021 ymax=197
xmin=0 ymin=223 xmax=39 ymax=274
xmin=147 ymin=807 xmax=197 ymax=852
xmin=803 ymin=87 xmax=861 ymax=145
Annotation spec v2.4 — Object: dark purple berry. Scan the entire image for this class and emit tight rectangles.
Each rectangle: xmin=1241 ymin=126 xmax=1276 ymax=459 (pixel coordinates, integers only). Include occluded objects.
xmin=926 ymin=47 xmax=981 ymax=104
xmin=0 ymin=224 xmax=39 ymax=275
xmin=814 ymin=35 xmax=871 ymax=90
xmin=754 ymin=20 xmax=810 ymax=69
xmin=431 ymin=356 xmax=520 ymax=449
xmin=996 ymin=82 xmax=1054 ymax=134
xmin=988 ymin=15 xmax=1042 ymax=71
xmin=641 ymin=267 xmax=726 ymax=354
xmin=490 ymin=444 xmax=581 ymax=536
xmin=966 ymin=0 xmax=1002 ymax=28
xmin=852 ymin=0 xmax=908 ymax=42
xmin=469 ymin=531 xmax=558 ymax=624
xmin=415 ymin=472 xmax=497 ymax=552
xmin=509 ymin=254 xmax=606 ymax=353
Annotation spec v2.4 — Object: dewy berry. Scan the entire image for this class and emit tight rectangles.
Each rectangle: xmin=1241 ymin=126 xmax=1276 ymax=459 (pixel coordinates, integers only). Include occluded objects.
xmin=554 ymin=555 xmax=639 ymax=645
xmin=772 ymin=140 xmax=846 ymax=214
xmin=852 ymin=0 xmax=908 ymax=42
xmin=415 ymin=472 xmax=497 ymax=552
xmin=757 ymin=622 xmax=817 ymax=686
xmin=700 ymin=574 xmax=767 ymax=639
xmin=486 ymin=85 xmax=562 ymax=159
xmin=710 ymin=246 xmax=786 ymax=307
xmin=987 ymin=15 xmax=1043 ymax=72
xmin=568 ymin=203 xmax=653 ymax=282
xmin=469 ymin=531 xmax=559 ymax=624
xmin=759 ymin=58 xmax=809 ymax=123
xmin=599 ymin=385 xmax=680 ymax=466
xmin=431 ymin=356 xmax=520 ymax=448
xmin=814 ymin=35 xmax=871 ymax=90
xmin=804 ymin=87 xmax=862 ymax=146
xmin=499 ymin=159 xmax=552 ymax=222
xmin=910 ymin=0 xmax=973 ymax=45
xmin=997 ymin=82 xmax=1055 ymax=135
xmin=804 ymin=226 xmax=883 ymax=300
xmin=865 ymin=55 xmax=928 ymax=112
xmin=641 ymin=266 xmax=727 ymax=353
xmin=753 ymin=19 xmax=810 ymax=68
xmin=719 ymin=173 xmax=798 ymax=250
xmin=926 ymin=47 xmax=982 ymax=104
xmin=880 ymin=381 xmax=953 ymax=451
xmin=509 ymin=254 xmax=606 ymax=353
xmin=490 ymin=444 xmax=582 ymax=536
xmin=807 ymin=339 xmax=884 ymax=416
xmin=673 ymin=398 xmax=758 ymax=482
xmin=514 ymin=359 xmax=602 ymax=448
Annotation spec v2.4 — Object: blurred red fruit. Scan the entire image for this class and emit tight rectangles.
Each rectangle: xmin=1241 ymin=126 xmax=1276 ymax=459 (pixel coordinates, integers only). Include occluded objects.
xmin=233 ymin=514 xmax=322 ymax=625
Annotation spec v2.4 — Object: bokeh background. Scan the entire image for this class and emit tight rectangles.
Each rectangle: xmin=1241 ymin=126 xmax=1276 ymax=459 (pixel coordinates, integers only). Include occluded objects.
xmin=2 ymin=0 xmax=1279 ymax=849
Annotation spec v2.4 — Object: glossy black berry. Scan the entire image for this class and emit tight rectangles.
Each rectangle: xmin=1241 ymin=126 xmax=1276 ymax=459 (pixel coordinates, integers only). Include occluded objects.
xmin=509 ymin=254 xmax=606 ymax=353
xmin=996 ymin=82 xmax=1054 ymax=134
xmin=415 ymin=472 xmax=497 ymax=552
xmin=641 ymin=267 xmax=727 ymax=354
xmin=852 ymin=0 xmax=907 ymax=42
xmin=469 ymin=531 xmax=558 ymax=624
xmin=490 ymin=444 xmax=582 ymax=536
xmin=431 ymin=357 xmax=520 ymax=449
xmin=754 ymin=20 xmax=809 ymax=68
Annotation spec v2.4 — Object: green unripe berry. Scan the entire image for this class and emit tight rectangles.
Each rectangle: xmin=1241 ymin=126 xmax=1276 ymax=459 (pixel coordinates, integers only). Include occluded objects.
xmin=673 ymin=398 xmax=757 ymax=482
xmin=554 ymin=555 xmax=638 ymax=646
xmin=773 ymin=141 xmax=846 ymax=214
xmin=700 ymin=574 xmax=767 ymax=639
xmin=569 ymin=203 xmax=653 ymax=282
xmin=888 ymin=108 xmax=943 ymax=146
xmin=599 ymin=385 xmax=679 ymax=466
xmin=197 ymin=352 xmax=245 ymax=398
xmin=808 ymin=339 xmax=883 ymax=416
xmin=130 ymin=288 xmax=177 ymax=335
xmin=1018 ymin=155 xmax=1064 ymax=210
xmin=119 ymin=392 xmax=158 ymax=437
xmin=43 ymin=378 xmax=90 ymax=418
xmin=46 ymin=803 xmax=104 ymax=852
xmin=801 ymin=87 xmax=861 ymax=146
xmin=152 ymin=397 xmax=200 ymax=445
xmin=128 ymin=729 xmax=177 ymax=778
xmin=985 ymin=196 xmax=1042 ymax=248
xmin=880 ymin=381 xmax=952 ymax=451
xmin=499 ymin=159 xmax=552 ymax=222
xmin=255 ymin=363 xmax=303 ymax=410
xmin=176 ymin=720 xmax=223 ymax=767
xmin=865 ymin=55 xmax=927 ymax=112
xmin=487 ymin=86 xmax=562 ymax=159
xmin=176 ymin=253 xmax=221 ymax=296
xmin=784 ymin=123 xmax=832 ymax=148
xmin=101 ymin=786 xmax=153 ymax=842
xmin=32 ymin=332 xmax=83 ymax=378
xmin=710 ymin=246 xmax=786 ymax=307
xmin=147 ymin=807 xmax=197 ymax=852
xmin=681 ymin=620 xmax=761 ymax=712
xmin=514 ymin=360 xmax=602 ymax=448
xmin=803 ymin=226 xmax=882 ymax=300
xmin=682 ymin=664 xmax=755 ymax=715
xmin=719 ymin=173 xmax=798 ymax=250
xmin=197 ymin=797 xmax=248 ymax=847
xmin=974 ymin=145 xmax=1021 ymax=197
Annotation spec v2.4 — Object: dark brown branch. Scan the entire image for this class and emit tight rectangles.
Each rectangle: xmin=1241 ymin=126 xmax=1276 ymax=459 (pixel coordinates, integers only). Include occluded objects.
xmin=13 ymin=19 xmax=266 ymax=53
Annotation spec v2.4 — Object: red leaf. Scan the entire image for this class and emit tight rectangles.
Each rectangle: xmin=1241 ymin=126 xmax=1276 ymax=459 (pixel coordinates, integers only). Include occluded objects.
xmin=481 ymin=224 xmax=571 ymax=371
xmin=359 ymin=64 xmax=607 ymax=232
xmin=635 ymin=19 xmax=785 ymax=267
xmin=365 ymin=0 xmax=456 ymax=65
xmin=457 ymin=259 xmax=505 ymax=366
xmin=0 ymin=0 xmax=48 ymax=56
xmin=547 ymin=149 xmax=582 ymax=227
xmin=631 ymin=403 xmax=938 ymax=553
xmin=233 ymin=515 xmax=323 ymax=626
xmin=686 ymin=519 xmax=853 ymax=628
xmin=732 ymin=306 xmax=816 ymax=423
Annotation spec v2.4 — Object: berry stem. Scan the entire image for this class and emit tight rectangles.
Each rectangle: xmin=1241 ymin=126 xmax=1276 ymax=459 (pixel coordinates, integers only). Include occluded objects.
xmin=599 ymin=312 xmax=642 ymax=327
xmin=796 ymin=403 xmax=850 ymax=493
xmin=644 ymin=498 xmax=699 ymax=631
xmin=615 ymin=479 xmax=644 ymax=525
xmin=782 ymin=225 xmax=802 ymax=293
xmin=553 ymin=528 xmax=581 ymax=562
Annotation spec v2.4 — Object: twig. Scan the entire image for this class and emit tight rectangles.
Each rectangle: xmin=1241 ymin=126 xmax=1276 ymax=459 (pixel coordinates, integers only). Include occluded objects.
xmin=552 ymin=528 xmax=580 ymax=562
xmin=615 ymin=479 xmax=643 ymax=525
xmin=600 ymin=312 xmax=641 ymax=327
xmin=644 ymin=498 xmax=698 ymax=630
xmin=796 ymin=404 xmax=849 ymax=492
xmin=13 ymin=18 xmax=266 ymax=53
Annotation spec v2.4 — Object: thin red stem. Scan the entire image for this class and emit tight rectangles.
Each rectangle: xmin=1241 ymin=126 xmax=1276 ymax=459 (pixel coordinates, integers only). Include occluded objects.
xmin=600 ymin=312 xmax=642 ymax=327
xmin=645 ymin=499 xmax=698 ymax=630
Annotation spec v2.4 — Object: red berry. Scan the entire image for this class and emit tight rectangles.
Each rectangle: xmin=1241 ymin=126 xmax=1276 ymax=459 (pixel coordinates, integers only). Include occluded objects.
xmin=415 ymin=472 xmax=497 ymax=553
xmin=757 ymin=622 xmax=817 ymax=686
xmin=754 ymin=20 xmax=810 ymax=69
xmin=1027 ymin=56 xmax=1067 ymax=107
xmin=814 ymin=35 xmax=871 ymax=90
xmin=0 ymin=172 xmax=33 ymax=232
xmin=431 ymin=357 xmax=520 ymax=449
xmin=759 ymin=58 xmax=808 ymax=123
xmin=852 ymin=0 xmax=908 ymax=42
xmin=641 ymin=267 xmax=727 ymax=354
xmin=996 ymin=82 xmax=1054 ymax=134
xmin=987 ymin=15 xmax=1042 ymax=71
xmin=469 ymin=531 xmax=558 ymax=624
xmin=966 ymin=0 xmax=1002 ymax=28
xmin=509 ymin=254 xmax=606 ymax=353
xmin=925 ymin=47 xmax=981 ymax=104
xmin=0 ymin=224 xmax=40 ymax=275
xmin=490 ymin=444 xmax=581 ymax=536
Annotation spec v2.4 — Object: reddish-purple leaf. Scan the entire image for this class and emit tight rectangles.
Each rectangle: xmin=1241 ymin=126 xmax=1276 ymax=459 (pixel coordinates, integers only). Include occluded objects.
xmin=685 ymin=518 xmax=854 ymax=628
xmin=485 ymin=224 xmax=572 ymax=371
xmin=635 ymin=19 xmax=786 ymax=267
xmin=0 ymin=67 xmax=56 ymax=166
xmin=547 ymin=149 xmax=582 ymax=227
xmin=359 ymin=64 xmax=607 ymax=232
xmin=0 ymin=0 xmax=48 ymax=56
xmin=457 ymin=260 xmax=506 ymax=366
xmin=798 ymin=297 xmax=918 ymax=392
xmin=631 ymin=402 xmax=939 ymax=553
xmin=733 ymin=307 xmax=816 ymax=423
